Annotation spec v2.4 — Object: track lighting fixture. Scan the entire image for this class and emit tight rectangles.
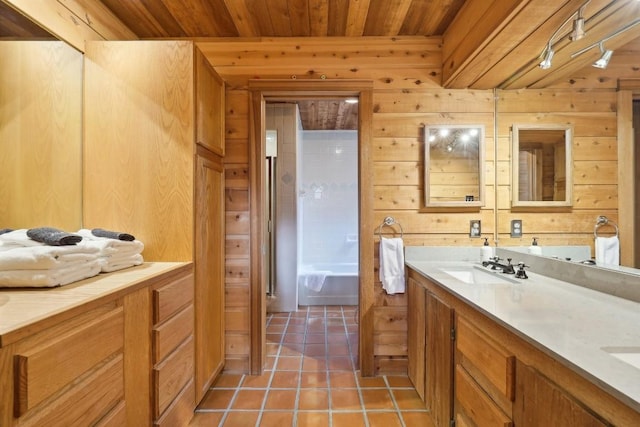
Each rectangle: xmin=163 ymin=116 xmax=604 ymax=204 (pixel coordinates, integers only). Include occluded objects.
xmin=592 ymin=43 xmax=613 ymax=69
xmin=570 ymin=18 xmax=640 ymax=70
xmin=538 ymin=0 xmax=591 ymax=69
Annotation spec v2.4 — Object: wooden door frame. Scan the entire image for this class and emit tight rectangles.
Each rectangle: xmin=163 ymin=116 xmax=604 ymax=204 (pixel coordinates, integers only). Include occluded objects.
xmin=248 ymin=79 xmax=375 ymax=375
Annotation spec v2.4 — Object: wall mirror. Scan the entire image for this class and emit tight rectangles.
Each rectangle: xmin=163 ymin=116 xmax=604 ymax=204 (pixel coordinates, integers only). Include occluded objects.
xmin=511 ymin=124 xmax=572 ymax=208
xmin=0 ymin=2 xmax=83 ymax=230
xmin=424 ymin=124 xmax=485 ymax=208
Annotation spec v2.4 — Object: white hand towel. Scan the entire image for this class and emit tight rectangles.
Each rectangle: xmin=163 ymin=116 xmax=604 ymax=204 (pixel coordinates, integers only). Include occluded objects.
xmin=379 ymin=237 xmax=405 ymax=295
xmin=0 ymin=245 xmax=100 ymax=271
xmin=77 ymin=229 xmax=144 ymax=256
xmin=300 ymin=271 xmax=329 ymax=292
xmin=0 ymin=229 xmax=42 ymax=249
xmin=595 ymin=236 xmax=619 ymax=265
xmin=101 ymin=254 xmax=144 ymax=273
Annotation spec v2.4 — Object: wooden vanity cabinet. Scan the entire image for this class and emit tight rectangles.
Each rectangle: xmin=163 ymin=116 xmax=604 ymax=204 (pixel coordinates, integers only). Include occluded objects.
xmin=407 ymin=267 xmax=638 ymax=427
xmin=406 ymin=276 xmax=454 ymax=425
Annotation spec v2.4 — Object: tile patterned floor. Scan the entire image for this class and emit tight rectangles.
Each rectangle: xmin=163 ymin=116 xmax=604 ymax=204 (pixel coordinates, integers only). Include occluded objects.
xmin=190 ymin=305 xmax=430 ymax=427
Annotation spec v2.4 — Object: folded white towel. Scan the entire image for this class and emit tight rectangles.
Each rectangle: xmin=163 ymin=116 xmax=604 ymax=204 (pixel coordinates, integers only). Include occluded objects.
xmin=595 ymin=235 xmax=619 ymax=265
xmin=379 ymin=237 xmax=405 ymax=295
xmin=101 ymin=254 xmax=144 ymax=273
xmin=0 ymin=229 xmax=43 ymax=250
xmin=77 ymin=229 xmax=144 ymax=256
xmin=300 ymin=271 xmax=330 ymax=292
xmin=0 ymin=245 xmax=100 ymax=271
xmin=0 ymin=260 xmax=102 ymax=287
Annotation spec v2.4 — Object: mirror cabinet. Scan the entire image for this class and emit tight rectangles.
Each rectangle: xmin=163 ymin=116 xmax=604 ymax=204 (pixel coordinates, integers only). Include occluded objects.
xmin=424 ymin=124 xmax=485 ymax=208
xmin=511 ymin=124 xmax=573 ymax=208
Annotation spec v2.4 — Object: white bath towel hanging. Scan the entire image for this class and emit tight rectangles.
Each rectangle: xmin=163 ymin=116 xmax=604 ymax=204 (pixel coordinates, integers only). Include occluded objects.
xmin=595 ymin=235 xmax=619 ymax=265
xmin=379 ymin=236 xmax=405 ymax=294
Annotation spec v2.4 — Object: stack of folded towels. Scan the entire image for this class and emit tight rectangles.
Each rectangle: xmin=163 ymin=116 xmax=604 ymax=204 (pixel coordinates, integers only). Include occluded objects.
xmin=0 ymin=228 xmax=101 ymax=287
xmin=0 ymin=226 xmax=144 ymax=288
xmin=77 ymin=228 xmax=144 ymax=273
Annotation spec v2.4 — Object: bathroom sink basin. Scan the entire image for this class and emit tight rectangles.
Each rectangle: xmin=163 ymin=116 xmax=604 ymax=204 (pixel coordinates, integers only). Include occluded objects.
xmin=439 ymin=266 xmax=518 ymax=285
xmin=602 ymin=347 xmax=640 ymax=370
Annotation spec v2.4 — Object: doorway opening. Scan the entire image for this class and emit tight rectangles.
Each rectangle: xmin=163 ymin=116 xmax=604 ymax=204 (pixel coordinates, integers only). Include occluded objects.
xmin=265 ymin=100 xmax=359 ymax=313
xmin=248 ymin=80 xmax=375 ymax=376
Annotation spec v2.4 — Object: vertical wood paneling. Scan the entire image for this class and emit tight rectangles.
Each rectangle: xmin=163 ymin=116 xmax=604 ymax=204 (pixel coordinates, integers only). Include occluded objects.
xmin=0 ymin=41 xmax=83 ymax=231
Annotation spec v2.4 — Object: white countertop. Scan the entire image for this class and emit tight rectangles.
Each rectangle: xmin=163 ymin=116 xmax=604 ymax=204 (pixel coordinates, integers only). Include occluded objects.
xmin=406 ymin=260 xmax=640 ymax=412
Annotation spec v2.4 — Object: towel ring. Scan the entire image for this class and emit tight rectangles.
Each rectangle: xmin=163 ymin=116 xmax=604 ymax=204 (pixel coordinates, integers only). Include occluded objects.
xmin=594 ymin=215 xmax=618 ymax=238
xmin=377 ymin=216 xmax=404 ymax=238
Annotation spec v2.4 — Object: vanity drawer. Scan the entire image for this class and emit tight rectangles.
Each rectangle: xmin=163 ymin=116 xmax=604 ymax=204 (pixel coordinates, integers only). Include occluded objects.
xmin=153 ymin=304 xmax=194 ymax=363
xmin=456 ymin=364 xmax=512 ymax=427
xmin=456 ymin=316 xmax=515 ymax=401
xmin=153 ymin=273 xmax=194 ymax=324
xmin=154 ymin=379 xmax=195 ymax=427
xmin=154 ymin=335 xmax=194 ymax=418
xmin=14 ymin=306 xmax=124 ymax=416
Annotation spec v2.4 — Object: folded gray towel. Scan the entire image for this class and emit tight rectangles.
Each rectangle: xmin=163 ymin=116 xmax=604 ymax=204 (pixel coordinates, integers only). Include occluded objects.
xmin=92 ymin=228 xmax=135 ymax=241
xmin=0 ymin=228 xmax=13 ymax=235
xmin=26 ymin=227 xmax=82 ymax=246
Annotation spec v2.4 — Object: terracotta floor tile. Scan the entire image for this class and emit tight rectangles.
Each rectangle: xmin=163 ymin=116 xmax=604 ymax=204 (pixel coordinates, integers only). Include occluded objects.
xmin=197 ymin=389 xmax=235 ymax=410
xmin=259 ymin=411 xmax=294 ymax=427
xmin=266 ymin=343 xmax=280 ymax=356
xmin=188 ymin=411 xmax=224 ymax=426
xmin=276 ymin=356 xmax=302 ymax=371
xmin=332 ymin=411 xmax=366 ymax=427
xmin=327 ymin=343 xmax=350 ymax=355
xmin=265 ymin=356 xmax=276 ymax=370
xmin=300 ymin=371 xmax=328 ymax=388
xmin=302 ymin=356 xmax=327 ymax=372
xmin=356 ymin=373 xmax=387 ymax=388
xmin=231 ymin=389 xmax=266 ymax=410
xmin=271 ymin=370 xmax=300 ymax=388
xmin=330 ymin=388 xmax=362 ymax=410
xmin=386 ymin=375 xmax=413 ymax=388
xmin=366 ymin=411 xmax=403 ymax=427
xmin=329 ymin=371 xmax=357 ymax=388
xmin=401 ymin=411 xmax=434 ymax=427
xmin=305 ymin=333 xmax=326 ymax=344
xmin=327 ymin=325 xmax=345 ymax=333
xmin=222 ymin=411 xmax=260 ymax=427
xmin=298 ymin=389 xmax=329 ymax=410
xmin=266 ymin=324 xmax=285 ymax=333
xmin=280 ymin=343 xmax=304 ymax=356
xmin=266 ymin=333 xmax=282 ymax=344
xmin=304 ymin=343 xmax=326 ymax=356
xmin=392 ymin=388 xmax=427 ymax=410
xmin=241 ymin=372 xmax=272 ymax=388
xmin=212 ymin=373 xmax=243 ymax=388
xmin=264 ymin=389 xmax=298 ymax=410
xmin=327 ymin=356 xmax=353 ymax=371
xmin=283 ymin=333 xmax=305 ymax=344
xmin=269 ymin=317 xmax=288 ymax=324
xmin=286 ymin=324 xmax=306 ymax=333
xmin=296 ymin=411 xmax=329 ymax=427
xmin=360 ymin=389 xmax=395 ymax=410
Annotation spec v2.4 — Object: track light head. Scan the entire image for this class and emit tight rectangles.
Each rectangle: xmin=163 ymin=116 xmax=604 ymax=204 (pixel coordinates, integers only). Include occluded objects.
xmin=592 ymin=43 xmax=613 ymax=68
xmin=539 ymin=45 xmax=554 ymax=69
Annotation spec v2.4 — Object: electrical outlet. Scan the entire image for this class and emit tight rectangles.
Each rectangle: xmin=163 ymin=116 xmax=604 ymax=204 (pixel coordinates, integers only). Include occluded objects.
xmin=469 ymin=220 xmax=481 ymax=238
xmin=511 ymin=219 xmax=523 ymax=238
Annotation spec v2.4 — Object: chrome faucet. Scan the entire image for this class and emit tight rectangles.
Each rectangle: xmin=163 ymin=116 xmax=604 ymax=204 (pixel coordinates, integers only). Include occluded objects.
xmin=482 ymin=257 xmax=516 ymax=274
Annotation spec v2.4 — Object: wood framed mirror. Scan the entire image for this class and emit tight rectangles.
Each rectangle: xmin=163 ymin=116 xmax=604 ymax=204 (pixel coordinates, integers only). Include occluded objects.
xmin=424 ymin=124 xmax=485 ymax=209
xmin=512 ymin=124 xmax=573 ymax=208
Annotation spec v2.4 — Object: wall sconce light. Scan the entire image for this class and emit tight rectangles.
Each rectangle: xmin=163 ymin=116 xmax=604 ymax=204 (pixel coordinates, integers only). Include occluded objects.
xmin=538 ymin=0 xmax=591 ymax=69
xmin=571 ymin=18 xmax=640 ymax=70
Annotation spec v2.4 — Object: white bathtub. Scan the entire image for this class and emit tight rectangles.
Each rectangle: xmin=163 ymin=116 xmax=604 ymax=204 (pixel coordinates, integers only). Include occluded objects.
xmin=298 ymin=263 xmax=358 ymax=306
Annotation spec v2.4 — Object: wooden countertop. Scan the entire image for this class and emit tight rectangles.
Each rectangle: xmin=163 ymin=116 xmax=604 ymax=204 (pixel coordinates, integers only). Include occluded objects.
xmin=0 ymin=262 xmax=192 ymax=348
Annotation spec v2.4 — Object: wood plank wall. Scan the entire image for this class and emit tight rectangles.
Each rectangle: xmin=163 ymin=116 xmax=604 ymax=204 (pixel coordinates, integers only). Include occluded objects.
xmin=198 ymin=36 xmax=619 ymax=374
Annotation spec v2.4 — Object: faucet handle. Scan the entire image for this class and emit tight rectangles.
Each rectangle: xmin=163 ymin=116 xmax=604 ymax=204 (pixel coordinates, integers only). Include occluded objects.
xmin=515 ymin=262 xmax=529 ymax=279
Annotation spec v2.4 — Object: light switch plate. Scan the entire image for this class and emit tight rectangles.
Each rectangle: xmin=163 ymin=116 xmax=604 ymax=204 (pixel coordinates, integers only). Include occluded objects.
xmin=511 ymin=219 xmax=522 ymax=238
xmin=469 ymin=220 xmax=481 ymax=238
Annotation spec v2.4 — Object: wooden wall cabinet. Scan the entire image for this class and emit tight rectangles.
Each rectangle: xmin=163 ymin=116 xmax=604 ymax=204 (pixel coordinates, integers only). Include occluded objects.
xmin=84 ymin=40 xmax=226 ymax=406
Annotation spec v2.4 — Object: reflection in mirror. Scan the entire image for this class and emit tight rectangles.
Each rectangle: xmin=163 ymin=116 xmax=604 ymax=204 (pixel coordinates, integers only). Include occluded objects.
xmin=512 ymin=124 xmax=572 ymax=208
xmin=424 ymin=124 xmax=485 ymax=208
xmin=0 ymin=4 xmax=83 ymax=230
